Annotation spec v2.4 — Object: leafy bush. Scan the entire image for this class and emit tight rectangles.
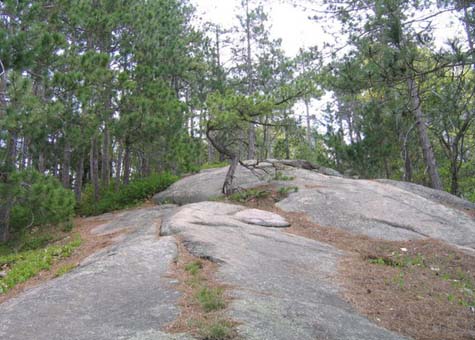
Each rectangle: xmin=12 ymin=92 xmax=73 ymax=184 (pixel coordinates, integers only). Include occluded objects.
xmin=76 ymin=172 xmax=179 ymax=216
xmin=0 ymin=236 xmax=82 ymax=294
xmin=9 ymin=170 xmax=75 ymax=233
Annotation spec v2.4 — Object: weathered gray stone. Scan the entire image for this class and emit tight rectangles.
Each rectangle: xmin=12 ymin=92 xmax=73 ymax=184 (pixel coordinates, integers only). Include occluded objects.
xmin=376 ymin=179 xmax=475 ymax=212
xmin=161 ymin=202 xmax=408 ymax=340
xmin=277 ymin=169 xmax=475 ymax=249
xmin=0 ymin=207 xmax=189 ymax=340
xmin=153 ymin=165 xmax=272 ymax=205
xmin=153 ymin=160 xmax=342 ymax=206
xmin=234 ymin=208 xmax=290 ymax=227
xmin=155 ymin=161 xmax=475 ymax=249
xmin=317 ymin=165 xmax=344 ymax=177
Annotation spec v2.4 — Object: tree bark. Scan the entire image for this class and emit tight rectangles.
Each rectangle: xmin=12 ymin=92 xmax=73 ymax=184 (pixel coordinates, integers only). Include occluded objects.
xmin=206 ymin=127 xmax=239 ymax=195
xmin=101 ymin=124 xmax=110 ymax=187
xmin=19 ymin=137 xmax=28 ymax=170
xmin=115 ymin=141 xmax=123 ymax=191
xmin=0 ymin=202 xmax=10 ymax=243
xmin=407 ymin=76 xmax=443 ymax=190
xmin=61 ymin=140 xmax=71 ymax=188
xmin=245 ymin=0 xmax=256 ymax=160
xmin=223 ymin=155 xmax=239 ymax=195
xmin=90 ymin=137 xmax=100 ymax=202
xmin=75 ymin=153 xmax=84 ymax=201
xmin=123 ymin=141 xmax=131 ymax=185
xmin=305 ymin=99 xmax=313 ymax=148
xmin=6 ymin=131 xmax=17 ymax=170
xmin=450 ymin=156 xmax=460 ymax=196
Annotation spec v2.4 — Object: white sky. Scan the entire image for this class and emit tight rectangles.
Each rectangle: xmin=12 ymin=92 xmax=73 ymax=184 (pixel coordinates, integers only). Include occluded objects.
xmin=191 ymin=0 xmax=466 ymax=129
xmin=192 ymin=0 xmax=465 ymax=57
xmin=192 ymin=0 xmax=331 ymax=57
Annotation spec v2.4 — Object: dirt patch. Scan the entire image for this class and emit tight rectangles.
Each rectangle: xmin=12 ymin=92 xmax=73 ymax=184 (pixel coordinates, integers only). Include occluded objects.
xmin=165 ymin=238 xmax=238 ymax=339
xmin=230 ymin=185 xmax=475 ymax=340
xmin=0 ymin=213 xmax=126 ymax=304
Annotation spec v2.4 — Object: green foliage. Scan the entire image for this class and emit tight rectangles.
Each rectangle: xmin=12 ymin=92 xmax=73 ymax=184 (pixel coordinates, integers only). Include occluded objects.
xmin=274 ymin=172 xmax=295 ymax=181
xmin=9 ymin=170 xmax=75 ymax=233
xmin=198 ymin=319 xmax=234 ymax=340
xmin=277 ymin=186 xmax=299 ymax=196
xmin=55 ymin=263 xmax=77 ymax=277
xmin=0 ymin=236 xmax=82 ymax=294
xmin=76 ymin=172 xmax=178 ymax=216
xmin=228 ymin=188 xmax=270 ymax=203
xmin=367 ymin=253 xmax=425 ymax=268
xmin=196 ymin=287 xmax=226 ymax=312
xmin=185 ymin=260 xmax=203 ymax=276
xmin=200 ymin=162 xmax=229 ymax=170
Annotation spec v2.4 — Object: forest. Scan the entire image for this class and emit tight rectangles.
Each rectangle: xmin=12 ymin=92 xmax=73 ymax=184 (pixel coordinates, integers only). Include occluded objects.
xmin=1 ymin=0 xmax=475 ymax=243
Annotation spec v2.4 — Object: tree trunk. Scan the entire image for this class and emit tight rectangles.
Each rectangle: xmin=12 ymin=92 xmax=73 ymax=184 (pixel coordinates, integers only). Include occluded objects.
xmin=19 ymin=137 xmax=28 ymax=170
xmin=207 ymin=142 xmax=215 ymax=164
xmin=6 ymin=131 xmax=17 ymax=170
xmin=245 ymin=0 xmax=255 ymax=160
xmin=0 ymin=203 xmax=10 ymax=243
xmin=115 ymin=142 xmax=123 ymax=191
xmin=75 ymin=153 xmax=84 ymax=201
xmin=403 ymin=146 xmax=412 ymax=182
xmin=450 ymin=157 xmax=460 ymax=196
xmin=38 ymin=151 xmax=46 ymax=173
xmin=263 ymin=115 xmax=270 ymax=159
xmin=407 ymin=76 xmax=442 ymax=190
xmin=101 ymin=124 xmax=110 ymax=187
xmin=223 ymin=155 xmax=239 ymax=196
xmin=90 ymin=137 xmax=100 ymax=202
xmin=123 ymin=141 xmax=131 ymax=185
xmin=305 ymin=99 xmax=313 ymax=148
xmin=62 ymin=141 xmax=71 ymax=188
xmin=248 ymin=123 xmax=256 ymax=160
xmin=284 ymin=110 xmax=290 ymax=159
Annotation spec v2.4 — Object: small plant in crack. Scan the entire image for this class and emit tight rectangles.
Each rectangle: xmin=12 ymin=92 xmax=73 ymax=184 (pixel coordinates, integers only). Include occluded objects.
xmin=196 ymin=287 xmax=226 ymax=312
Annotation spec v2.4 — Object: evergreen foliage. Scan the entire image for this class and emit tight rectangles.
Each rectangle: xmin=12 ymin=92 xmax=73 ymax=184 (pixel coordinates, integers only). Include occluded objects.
xmin=76 ymin=172 xmax=178 ymax=216
xmin=9 ymin=170 xmax=75 ymax=232
xmin=1 ymin=0 xmax=475 ymax=241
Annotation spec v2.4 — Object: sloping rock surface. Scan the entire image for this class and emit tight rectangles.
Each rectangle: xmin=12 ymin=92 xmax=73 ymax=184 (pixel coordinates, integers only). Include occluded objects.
xmin=276 ymin=169 xmax=475 ymax=248
xmin=155 ymin=161 xmax=475 ymax=249
xmin=153 ymin=166 xmax=270 ymax=205
xmin=153 ymin=159 xmax=342 ymax=205
xmin=161 ymin=202 xmax=407 ymax=340
xmin=0 ymin=206 xmax=191 ymax=340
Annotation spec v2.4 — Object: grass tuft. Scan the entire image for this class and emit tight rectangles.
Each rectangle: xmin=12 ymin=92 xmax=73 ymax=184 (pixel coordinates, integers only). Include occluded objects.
xmin=274 ymin=172 xmax=295 ymax=181
xmin=185 ymin=260 xmax=203 ymax=276
xmin=196 ymin=287 xmax=226 ymax=312
xmin=55 ymin=263 xmax=77 ymax=277
xmin=229 ymin=188 xmax=270 ymax=203
xmin=199 ymin=319 xmax=235 ymax=340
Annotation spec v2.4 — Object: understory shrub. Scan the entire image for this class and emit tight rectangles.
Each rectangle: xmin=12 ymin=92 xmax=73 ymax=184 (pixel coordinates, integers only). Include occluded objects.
xmin=9 ymin=170 xmax=75 ymax=234
xmin=76 ymin=172 xmax=179 ymax=216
